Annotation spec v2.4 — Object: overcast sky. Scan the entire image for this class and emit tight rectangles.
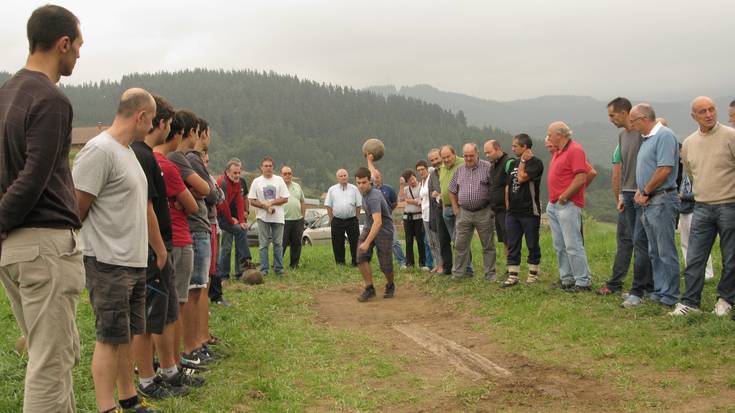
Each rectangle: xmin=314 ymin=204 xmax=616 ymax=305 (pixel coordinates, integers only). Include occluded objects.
xmin=2 ymin=0 xmax=733 ymax=102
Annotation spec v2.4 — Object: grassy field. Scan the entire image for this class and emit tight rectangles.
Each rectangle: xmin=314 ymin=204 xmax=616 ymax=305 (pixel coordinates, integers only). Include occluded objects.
xmin=1 ymin=219 xmax=734 ymax=412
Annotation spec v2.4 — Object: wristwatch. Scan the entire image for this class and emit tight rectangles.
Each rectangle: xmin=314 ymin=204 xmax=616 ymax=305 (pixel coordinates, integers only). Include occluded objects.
xmin=642 ymin=190 xmax=649 ymax=197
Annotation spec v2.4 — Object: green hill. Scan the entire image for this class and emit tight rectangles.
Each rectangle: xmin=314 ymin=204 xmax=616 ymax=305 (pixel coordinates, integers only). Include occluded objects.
xmin=1 ymin=69 xmax=616 ymax=221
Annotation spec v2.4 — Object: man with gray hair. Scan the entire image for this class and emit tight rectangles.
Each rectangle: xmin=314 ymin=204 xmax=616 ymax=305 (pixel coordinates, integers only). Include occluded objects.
xmin=628 ymin=103 xmax=680 ymax=309
xmin=325 ymin=168 xmax=361 ymax=266
xmin=448 ymin=143 xmax=497 ymax=280
xmin=670 ymin=97 xmax=735 ymax=316
xmin=215 ymin=158 xmax=252 ymax=284
xmin=545 ymin=122 xmax=592 ymax=292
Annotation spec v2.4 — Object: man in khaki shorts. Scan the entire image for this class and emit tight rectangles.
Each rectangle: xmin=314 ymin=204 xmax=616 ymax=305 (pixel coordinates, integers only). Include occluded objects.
xmin=0 ymin=5 xmax=84 ymax=412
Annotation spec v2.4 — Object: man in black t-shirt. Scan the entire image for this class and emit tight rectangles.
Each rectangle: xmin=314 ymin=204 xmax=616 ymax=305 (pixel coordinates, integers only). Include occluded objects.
xmin=484 ymin=139 xmax=511 ymax=256
xmin=503 ymin=133 xmax=544 ymax=287
xmin=131 ymin=96 xmax=197 ymax=399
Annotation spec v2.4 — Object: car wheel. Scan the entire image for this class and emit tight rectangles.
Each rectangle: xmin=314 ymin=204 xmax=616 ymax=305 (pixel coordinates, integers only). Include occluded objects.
xmin=302 ymin=237 xmax=312 ymax=246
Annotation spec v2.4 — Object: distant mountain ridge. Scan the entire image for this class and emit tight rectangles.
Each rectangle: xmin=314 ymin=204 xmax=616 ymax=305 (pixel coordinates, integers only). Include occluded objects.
xmin=365 ymin=84 xmax=733 ymax=165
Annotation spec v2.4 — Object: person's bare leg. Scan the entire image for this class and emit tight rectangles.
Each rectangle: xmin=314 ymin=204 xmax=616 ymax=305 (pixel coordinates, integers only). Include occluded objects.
xmin=358 ymin=261 xmax=373 ymax=286
xmin=132 ymin=334 xmax=155 ymax=380
xmin=174 ymin=306 xmax=184 ymax=362
xmin=197 ymin=286 xmax=210 ymax=346
xmin=116 ymin=343 xmax=137 ymax=401
xmin=154 ymin=323 xmax=177 ymax=369
xmin=91 ymin=341 xmax=119 ymax=412
xmin=183 ymin=290 xmax=201 ymax=353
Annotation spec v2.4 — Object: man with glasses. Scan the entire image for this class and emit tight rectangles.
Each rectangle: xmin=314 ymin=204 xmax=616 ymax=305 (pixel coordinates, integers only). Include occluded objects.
xmin=629 ymin=103 xmax=680 ymax=309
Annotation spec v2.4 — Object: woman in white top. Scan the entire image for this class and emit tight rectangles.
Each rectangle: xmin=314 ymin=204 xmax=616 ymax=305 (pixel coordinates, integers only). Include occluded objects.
xmin=399 ymin=169 xmax=426 ymax=268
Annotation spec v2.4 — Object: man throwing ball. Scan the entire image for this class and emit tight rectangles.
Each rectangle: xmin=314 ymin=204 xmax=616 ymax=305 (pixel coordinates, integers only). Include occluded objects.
xmin=354 ymin=167 xmax=396 ymax=302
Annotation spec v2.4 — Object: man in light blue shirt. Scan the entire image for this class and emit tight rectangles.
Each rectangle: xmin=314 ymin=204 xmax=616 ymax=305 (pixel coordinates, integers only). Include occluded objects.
xmin=325 ymin=169 xmax=362 ymax=266
xmin=627 ymin=103 xmax=680 ymax=308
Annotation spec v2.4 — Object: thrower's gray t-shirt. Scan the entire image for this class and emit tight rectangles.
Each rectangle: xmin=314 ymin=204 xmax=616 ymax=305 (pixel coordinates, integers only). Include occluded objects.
xmin=618 ymin=129 xmax=643 ymax=192
xmin=362 ymin=187 xmax=394 ymax=238
xmin=73 ymin=132 xmax=148 ymax=267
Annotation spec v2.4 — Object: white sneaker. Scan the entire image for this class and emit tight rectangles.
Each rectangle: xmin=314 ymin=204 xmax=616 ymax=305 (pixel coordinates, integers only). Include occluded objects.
xmin=712 ymin=298 xmax=732 ymax=317
xmin=668 ymin=303 xmax=700 ymax=316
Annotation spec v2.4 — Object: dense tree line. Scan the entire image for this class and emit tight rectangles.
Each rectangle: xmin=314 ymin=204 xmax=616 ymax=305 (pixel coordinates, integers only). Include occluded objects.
xmin=1 ymin=69 xmax=615 ymax=221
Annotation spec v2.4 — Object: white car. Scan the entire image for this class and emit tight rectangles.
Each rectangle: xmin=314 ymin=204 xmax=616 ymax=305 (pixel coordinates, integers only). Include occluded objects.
xmin=302 ymin=212 xmax=365 ymax=246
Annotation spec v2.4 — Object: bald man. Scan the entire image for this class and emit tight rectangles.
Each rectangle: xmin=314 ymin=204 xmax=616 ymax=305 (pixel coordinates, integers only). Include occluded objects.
xmin=448 ymin=143 xmax=496 ymax=280
xmin=325 ymin=169 xmax=362 ymax=266
xmin=627 ymin=103 xmax=680 ymax=310
xmin=545 ymin=122 xmax=592 ymax=292
xmin=73 ymin=88 xmax=157 ymax=412
xmin=672 ymin=97 xmax=735 ymax=317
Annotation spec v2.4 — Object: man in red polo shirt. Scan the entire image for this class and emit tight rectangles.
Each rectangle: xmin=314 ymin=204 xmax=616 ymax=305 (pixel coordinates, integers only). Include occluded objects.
xmin=545 ymin=121 xmax=592 ymax=292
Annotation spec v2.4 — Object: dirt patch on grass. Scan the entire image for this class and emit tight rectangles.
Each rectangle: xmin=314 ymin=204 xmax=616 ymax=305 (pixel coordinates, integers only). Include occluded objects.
xmin=313 ymin=283 xmax=627 ymax=412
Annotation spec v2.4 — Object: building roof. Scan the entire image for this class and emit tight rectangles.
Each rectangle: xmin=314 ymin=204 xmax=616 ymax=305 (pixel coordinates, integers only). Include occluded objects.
xmin=71 ymin=125 xmax=108 ymax=145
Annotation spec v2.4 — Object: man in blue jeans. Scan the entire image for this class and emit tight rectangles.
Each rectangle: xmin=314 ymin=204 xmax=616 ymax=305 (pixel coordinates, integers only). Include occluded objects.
xmin=598 ymin=97 xmax=653 ymax=299
xmin=216 ymin=160 xmax=252 ymax=281
xmin=671 ymin=97 xmax=735 ymax=316
xmin=629 ymin=103 xmax=680 ymax=308
xmin=248 ymin=156 xmax=290 ymax=275
xmin=545 ymin=122 xmax=592 ymax=292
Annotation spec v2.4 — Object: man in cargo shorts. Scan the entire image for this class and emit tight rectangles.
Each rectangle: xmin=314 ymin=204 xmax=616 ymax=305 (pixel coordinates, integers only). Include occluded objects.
xmin=354 ymin=166 xmax=396 ymax=302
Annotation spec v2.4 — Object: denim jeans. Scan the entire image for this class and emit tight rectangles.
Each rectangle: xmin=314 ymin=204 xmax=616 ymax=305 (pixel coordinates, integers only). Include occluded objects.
xmin=609 ymin=192 xmax=653 ymax=293
xmin=681 ymin=202 xmax=735 ymax=308
xmin=190 ymin=231 xmax=211 ymax=288
xmin=442 ymin=206 xmax=472 ymax=273
xmin=257 ymin=219 xmax=284 ymax=274
xmin=217 ymin=216 xmax=251 ymax=278
xmin=546 ymin=202 xmax=591 ymax=287
xmin=423 ymin=223 xmax=434 ymax=269
xmin=640 ymin=192 xmax=680 ymax=306
xmin=392 ymin=223 xmax=406 ymax=266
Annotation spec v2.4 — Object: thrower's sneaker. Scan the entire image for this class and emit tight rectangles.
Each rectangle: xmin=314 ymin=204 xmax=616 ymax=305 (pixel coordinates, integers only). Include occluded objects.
xmin=357 ymin=285 xmax=376 ymax=302
xmin=668 ymin=303 xmax=700 ymax=316
xmin=712 ymin=298 xmax=732 ymax=317
xmin=383 ymin=283 xmax=395 ymax=299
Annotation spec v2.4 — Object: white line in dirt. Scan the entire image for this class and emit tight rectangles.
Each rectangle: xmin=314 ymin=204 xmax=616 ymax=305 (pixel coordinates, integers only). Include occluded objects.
xmin=392 ymin=323 xmax=512 ymax=380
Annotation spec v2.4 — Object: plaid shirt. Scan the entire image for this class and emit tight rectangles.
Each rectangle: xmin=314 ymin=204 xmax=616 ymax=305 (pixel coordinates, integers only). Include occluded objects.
xmin=448 ymin=159 xmax=492 ymax=211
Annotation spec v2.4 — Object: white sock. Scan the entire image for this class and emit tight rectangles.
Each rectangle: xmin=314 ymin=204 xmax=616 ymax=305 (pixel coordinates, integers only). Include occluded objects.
xmin=161 ymin=366 xmax=178 ymax=378
xmin=139 ymin=375 xmax=156 ymax=388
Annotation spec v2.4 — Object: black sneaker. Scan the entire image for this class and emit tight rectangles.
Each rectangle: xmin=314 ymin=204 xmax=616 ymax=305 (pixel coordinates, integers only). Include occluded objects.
xmin=122 ymin=397 xmax=159 ymax=412
xmin=197 ymin=346 xmax=216 ymax=363
xmin=383 ymin=283 xmax=395 ymax=299
xmin=357 ymin=286 xmax=376 ymax=302
xmin=164 ymin=370 xmax=206 ymax=388
xmin=564 ymin=284 xmax=592 ymax=293
xmin=180 ymin=352 xmax=208 ymax=371
xmin=138 ymin=376 xmax=189 ymax=400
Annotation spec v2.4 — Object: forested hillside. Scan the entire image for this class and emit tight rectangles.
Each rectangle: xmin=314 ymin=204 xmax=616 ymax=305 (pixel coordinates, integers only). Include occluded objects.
xmin=0 ymin=69 xmax=616 ymax=221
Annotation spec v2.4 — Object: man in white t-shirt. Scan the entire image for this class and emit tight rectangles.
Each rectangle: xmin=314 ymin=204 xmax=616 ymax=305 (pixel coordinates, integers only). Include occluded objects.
xmin=248 ymin=156 xmax=290 ymax=275
xmin=73 ymin=88 xmax=154 ymax=413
